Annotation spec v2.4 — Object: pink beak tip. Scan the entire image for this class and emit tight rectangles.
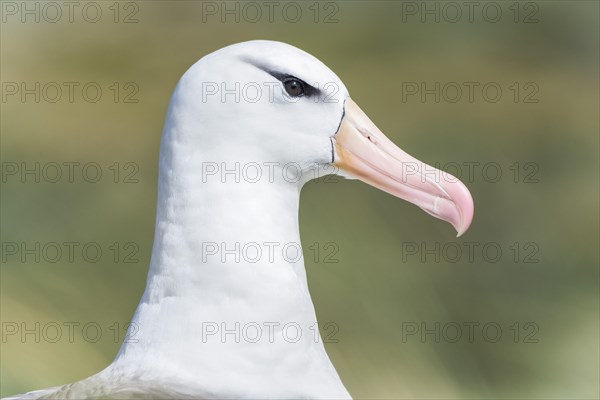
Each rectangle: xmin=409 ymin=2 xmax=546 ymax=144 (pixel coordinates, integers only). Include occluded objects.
xmin=454 ymin=197 xmax=474 ymax=238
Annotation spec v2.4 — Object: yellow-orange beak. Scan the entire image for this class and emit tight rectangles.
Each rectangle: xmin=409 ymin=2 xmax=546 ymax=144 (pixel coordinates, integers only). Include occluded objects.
xmin=333 ymin=99 xmax=474 ymax=236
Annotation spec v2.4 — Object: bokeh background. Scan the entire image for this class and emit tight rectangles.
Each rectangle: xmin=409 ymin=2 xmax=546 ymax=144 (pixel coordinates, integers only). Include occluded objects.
xmin=1 ymin=1 xmax=598 ymax=398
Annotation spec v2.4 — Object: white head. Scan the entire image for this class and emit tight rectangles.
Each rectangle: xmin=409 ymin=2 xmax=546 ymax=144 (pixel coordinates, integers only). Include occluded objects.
xmin=162 ymin=40 xmax=473 ymax=234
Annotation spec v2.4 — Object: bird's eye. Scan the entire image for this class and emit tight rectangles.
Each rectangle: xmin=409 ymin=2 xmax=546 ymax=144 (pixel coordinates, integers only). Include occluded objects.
xmin=283 ymin=79 xmax=305 ymax=97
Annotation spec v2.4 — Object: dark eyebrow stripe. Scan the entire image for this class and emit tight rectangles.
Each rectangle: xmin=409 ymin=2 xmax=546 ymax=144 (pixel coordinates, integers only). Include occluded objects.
xmin=240 ymin=57 xmax=321 ymax=97
xmin=265 ymin=71 xmax=321 ymax=97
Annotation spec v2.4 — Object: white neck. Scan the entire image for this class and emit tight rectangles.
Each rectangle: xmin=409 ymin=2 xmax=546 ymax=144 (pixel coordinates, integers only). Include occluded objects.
xmin=110 ymin=114 xmax=350 ymax=398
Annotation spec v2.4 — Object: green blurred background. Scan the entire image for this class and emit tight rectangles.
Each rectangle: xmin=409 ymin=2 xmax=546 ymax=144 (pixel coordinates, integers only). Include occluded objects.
xmin=1 ymin=1 xmax=598 ymax=398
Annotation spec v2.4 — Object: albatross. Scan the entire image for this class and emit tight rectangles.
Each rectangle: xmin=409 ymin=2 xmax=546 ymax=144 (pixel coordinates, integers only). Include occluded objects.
xmin=6 ymin=40 xmax=473 ymax=400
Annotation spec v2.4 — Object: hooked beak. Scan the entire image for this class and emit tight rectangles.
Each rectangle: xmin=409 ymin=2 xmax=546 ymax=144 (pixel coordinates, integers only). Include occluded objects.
xmin=333 ymin=99 xmax=474 ymax=237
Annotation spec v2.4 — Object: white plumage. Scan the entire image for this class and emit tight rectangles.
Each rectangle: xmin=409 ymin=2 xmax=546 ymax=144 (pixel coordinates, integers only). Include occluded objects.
xmin=6 ymin=40 xmax=473 ymax=400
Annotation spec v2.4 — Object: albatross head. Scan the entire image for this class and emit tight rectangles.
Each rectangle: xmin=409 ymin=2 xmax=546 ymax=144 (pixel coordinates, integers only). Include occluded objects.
xmin=166 ymin=40 xmax=473 ymax=235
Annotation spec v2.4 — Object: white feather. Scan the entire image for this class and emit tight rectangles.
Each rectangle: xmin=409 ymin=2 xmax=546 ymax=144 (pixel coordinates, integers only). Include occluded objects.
xmin=6 ymin=40 xmax=351 ymax=399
